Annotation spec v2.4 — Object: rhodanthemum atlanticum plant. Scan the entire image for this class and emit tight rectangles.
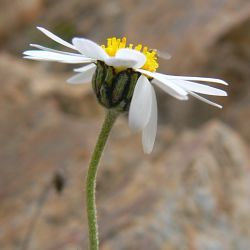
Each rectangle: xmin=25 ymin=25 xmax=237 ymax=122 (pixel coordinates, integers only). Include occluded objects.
xmin=23 ymin=27 xmax=228 ymax=250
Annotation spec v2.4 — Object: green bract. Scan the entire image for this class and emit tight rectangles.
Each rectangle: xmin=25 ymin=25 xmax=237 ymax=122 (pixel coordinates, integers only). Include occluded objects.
xmin=92 ymin=61 xmax=141 ymax=112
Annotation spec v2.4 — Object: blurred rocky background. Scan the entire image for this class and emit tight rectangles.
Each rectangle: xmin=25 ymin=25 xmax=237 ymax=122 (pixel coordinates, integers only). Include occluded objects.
xmin=0 ymin=0 xmax=250 ymax=249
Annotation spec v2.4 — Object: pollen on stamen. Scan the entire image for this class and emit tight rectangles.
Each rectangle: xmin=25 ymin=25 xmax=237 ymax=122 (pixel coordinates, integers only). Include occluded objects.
xmin=135 ymin=44 xmax=142 ymax=51
xmin=102 ymin=37 xmax=159 ymax=72
xmin=129 ymin=44 xmax=133 ymax=49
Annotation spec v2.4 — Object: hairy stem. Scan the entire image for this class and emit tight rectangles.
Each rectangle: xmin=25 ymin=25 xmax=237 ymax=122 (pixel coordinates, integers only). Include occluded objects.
xmin=86 ymin=109 xmax=119 ymax=250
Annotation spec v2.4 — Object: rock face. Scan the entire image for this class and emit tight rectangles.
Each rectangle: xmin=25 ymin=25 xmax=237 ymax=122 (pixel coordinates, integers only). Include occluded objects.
xmin=0 ymin=56 xmax=250 ymax=249
xmin=0 ymin=0 xmax=44 ymax=44
xmin=99 ymin=121 xmax=250 ymax=250
xmin=1 ymin=87 xmax=250 ymax=250
xmin=1 ymin=0 xmax=250 ymax=249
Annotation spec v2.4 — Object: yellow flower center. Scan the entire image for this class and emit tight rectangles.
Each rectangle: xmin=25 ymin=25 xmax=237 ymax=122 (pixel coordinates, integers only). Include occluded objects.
xmin=101 ymin=37 xmax=159 ymax=72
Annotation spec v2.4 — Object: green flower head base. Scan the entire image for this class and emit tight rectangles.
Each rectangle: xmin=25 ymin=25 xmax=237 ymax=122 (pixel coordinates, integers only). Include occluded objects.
xmin=23 ymin=27 xmax=228 ymax=154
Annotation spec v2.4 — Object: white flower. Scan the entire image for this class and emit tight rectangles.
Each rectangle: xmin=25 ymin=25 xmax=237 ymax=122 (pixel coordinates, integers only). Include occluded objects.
xmin=23 ymin=27 xmax=228 ymax=154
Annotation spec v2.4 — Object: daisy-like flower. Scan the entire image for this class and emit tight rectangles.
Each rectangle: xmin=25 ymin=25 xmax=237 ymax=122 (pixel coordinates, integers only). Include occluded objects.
xmin=23 ymin=27 xmax=228 ymax=153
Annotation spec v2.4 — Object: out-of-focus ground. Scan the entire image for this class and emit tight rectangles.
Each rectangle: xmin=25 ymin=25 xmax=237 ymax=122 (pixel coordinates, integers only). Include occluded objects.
xmin=0 ymin=0 xmax=250 ymax=249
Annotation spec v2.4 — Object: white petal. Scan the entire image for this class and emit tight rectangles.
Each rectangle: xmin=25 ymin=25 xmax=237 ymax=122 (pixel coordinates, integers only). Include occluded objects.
xmin=23 ymin=56 xmax=55 ymax=61
xmin=152 ymin=79 xmax=188 ymax=100
xmin=173 ymin=79 xmax=227 ymax=96
xmin=105 ymin=58 xmax=138 ymax=68
xmin=189 ymin=92 xmax=222 ymax=109
xmin=58 ymin=58 xmax=94 ymax=64
xmin=165 ymin=74 xmax=228 ymax=85
xmin=24 ymin=56 xmax=92 ymax=64
xmin=37 ymin=27 xmax=76 ymax=50
xmin=115 ymin=48 xmax=146 ymax=68
xmin=137 ymin=69 xmax=188 ymax=98
xmin=142 ymin=85 xmax=158 ymax=154
xmin=57 ymin=59 xmax=94 ymax=64
xmin=23 ymin=50 xmax=93 ymax=63
xmin=67 ymin=64 xmax=96 ymax=84
xmin=129 ymin=75 xmax=152 ymax=131
xmin=23 ymin=50 xmax=69 ymax=60
xmin=72 ymin=38 xmax=108 ymax=61
xmin=30 ymin=44 xmax=89 ymax=58
xmin=74 ymin=65 xmax=94 ymax=72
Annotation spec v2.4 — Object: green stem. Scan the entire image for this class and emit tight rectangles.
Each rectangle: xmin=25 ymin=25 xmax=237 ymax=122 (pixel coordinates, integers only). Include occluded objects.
xmin=86 ymin=109 xmax=119 ymax=250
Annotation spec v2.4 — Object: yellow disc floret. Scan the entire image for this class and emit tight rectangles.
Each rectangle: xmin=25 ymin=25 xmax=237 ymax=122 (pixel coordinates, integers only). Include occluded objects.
xmin=101 ymin=37 xmax=159 ymax=72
